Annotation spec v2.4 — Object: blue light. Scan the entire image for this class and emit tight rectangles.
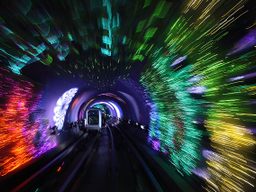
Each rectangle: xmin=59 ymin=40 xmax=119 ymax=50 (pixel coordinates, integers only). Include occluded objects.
xmin=101 ymin=48 xmax=112 ymax=56
xmin=102 ymin=35 xmax=112 ymax=46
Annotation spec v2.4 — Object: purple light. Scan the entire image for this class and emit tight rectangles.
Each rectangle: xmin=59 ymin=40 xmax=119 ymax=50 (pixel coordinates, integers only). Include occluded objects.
xmin=152 ymin=139 xmax=160 ymax=151
xmin=189 ymin=75 xmax=203 ymax=83
xmin=118 ymin=91 xmax=140 ymax=120
xmin=202 ymin=149 xmax=222 ymax=161
xmin=229 ymin=76 xmax=244 ymax=82
xmin=228 ymin=29 xmax=256 ymax=55
xmin=193 ymin=168 xmax=210 ymax=179
xmin=187 ymin=86 xmax=206 ymax=94
xmin=171 ymin=56 xmax=187 ymax=67
xmin=229 ymin=72 xmax=256 ymax=82
xmin=247 ymin=128 xmax=256 ymax=134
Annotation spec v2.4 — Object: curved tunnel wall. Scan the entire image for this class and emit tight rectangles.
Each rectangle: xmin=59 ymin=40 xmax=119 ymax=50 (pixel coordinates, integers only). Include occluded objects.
xmin=78 ymin=97 xmax=125 ymax=120
xmin=0 ymin=1 xmax=255 ymax=191
xmin=64 ymin=85 xmax=151 ymax=126
xmin=0 ymin=72 xmax=86 ymax=176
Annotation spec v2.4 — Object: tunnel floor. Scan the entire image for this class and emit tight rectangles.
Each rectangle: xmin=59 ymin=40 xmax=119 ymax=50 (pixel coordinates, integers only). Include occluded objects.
xmin=69 ymin=127 xmax=154 ymax=192
xmin=0 ymin=124 xmax=200 ymax=192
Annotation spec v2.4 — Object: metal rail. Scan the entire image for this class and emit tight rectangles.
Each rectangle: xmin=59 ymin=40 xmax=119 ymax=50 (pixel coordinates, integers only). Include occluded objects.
xmin=58 ymin=133 xmax=99 ymax=192
xmin=115 ymin=126 xmax=164 ymax=192
xmin=67 ymin=127 xmax=116 ymax=192
xmin=11 ymin=132 xmax=88 ymax=192
xmin=106 ymin=125 xmax=117 ymax=192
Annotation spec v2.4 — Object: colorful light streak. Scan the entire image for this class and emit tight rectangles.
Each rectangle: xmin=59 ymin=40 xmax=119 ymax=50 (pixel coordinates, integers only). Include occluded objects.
xmin=0 ymin=1 xmax=131 ymax=87
xmin=228 ymin=29 xmax=256 ymax=55
xmin=205 ymin=111 xmax=256 ymax=191
xmin=141 ymin=61 xmax=203 ymax=175
xmin=100 ymin=0 xmax=120 ymax=57
xmin=171 ymin=56 xmax=187 ymax=67
xmin=0 ymin=0 xmax=255 ymax=191
xmin=0 ymin=67 xmax=56 ymax=176
xmin=139 ymin=0 xmax=256 ymax=191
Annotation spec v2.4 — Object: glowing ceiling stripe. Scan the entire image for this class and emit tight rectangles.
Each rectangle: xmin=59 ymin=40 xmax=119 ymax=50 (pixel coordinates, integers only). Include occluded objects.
xmin=90 ymin=101 xmax=122 ymax=119
xmin=108 ymin=101 xmax=122 ymax=119
xmin=90 ymin=102 xmax=115 ymax=117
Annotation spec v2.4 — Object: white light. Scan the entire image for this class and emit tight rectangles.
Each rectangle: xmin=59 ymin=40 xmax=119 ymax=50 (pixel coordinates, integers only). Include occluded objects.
xmin=140 ymin=125 xmax=145 ymax=129
xmin=229 ymin=76 xmax=244 ymax=82
xmin=108 ymin=101 xmax=122 ymax=119
xmin=53 ymin=88 xmax=78 ymax=130
xmin=187 ymin=86 xmax=206 ymax=94
xmin=171 ymin=55 xmax=187 ymax=67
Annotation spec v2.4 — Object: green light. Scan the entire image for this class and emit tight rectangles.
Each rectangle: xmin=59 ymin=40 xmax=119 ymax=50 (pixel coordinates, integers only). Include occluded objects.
xmin=141 ymin=55 xmax=203 ymax=175
xmin=132 ymin=54 xmax=144 ymax=61
xmin=68 ymin=33 xmax=73 ymax=41
xmin=144 ymin=27 xmax=157 ymax=41
xmin=102 ymin=35 xmax=112 ymax=46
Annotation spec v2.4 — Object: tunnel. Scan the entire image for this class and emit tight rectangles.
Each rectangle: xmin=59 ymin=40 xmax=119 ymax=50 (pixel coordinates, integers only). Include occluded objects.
xmin=0 ymin=0 xmax=256 ymax=191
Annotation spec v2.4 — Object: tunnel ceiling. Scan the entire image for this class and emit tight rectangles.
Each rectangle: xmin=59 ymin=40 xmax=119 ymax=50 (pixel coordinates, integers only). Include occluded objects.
xmin=0 ymin=0 xmax=255 ymax=87
xmin=0 ymin=0 xmax=172 ymax=87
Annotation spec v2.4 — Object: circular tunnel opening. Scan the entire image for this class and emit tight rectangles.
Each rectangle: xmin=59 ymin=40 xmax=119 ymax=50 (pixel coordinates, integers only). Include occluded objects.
xmin=63 ymin=88 xmax=149 ymax=130
xmin=80 ymin=99 xmax=124 ymax=126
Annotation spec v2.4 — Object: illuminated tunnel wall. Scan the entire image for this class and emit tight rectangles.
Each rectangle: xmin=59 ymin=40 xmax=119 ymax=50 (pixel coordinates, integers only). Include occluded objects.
xmin=64 ymin=81 xmax=151 ymax=126
xmin=78 ymin=95 xmax=125 ymax=120
xmin=0 ymin=67 xmax=57 ymax=176
xmin=0 ymin=0 xmax=255 ymax=192
xmin=0 ymin=68 xmax=88 ymax=176
xmin=89 ymin=102 xmax=120 ymax=118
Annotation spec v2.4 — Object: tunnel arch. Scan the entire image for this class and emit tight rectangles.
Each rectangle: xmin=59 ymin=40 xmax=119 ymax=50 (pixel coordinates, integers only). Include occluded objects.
xmin=63 ymin=85 xmax=151 ymax=129
xmin=79 ymin=98 xmax=124 ymax=120
xmin=0 ymin=1 xmax=255 ymax=191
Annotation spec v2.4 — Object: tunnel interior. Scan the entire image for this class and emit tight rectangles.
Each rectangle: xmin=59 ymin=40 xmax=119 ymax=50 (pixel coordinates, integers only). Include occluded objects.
xmin=0 ymin=0 xmax=256 ymax=192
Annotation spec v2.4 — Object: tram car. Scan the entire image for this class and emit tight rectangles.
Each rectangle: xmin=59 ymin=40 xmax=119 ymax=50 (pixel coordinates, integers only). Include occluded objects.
xmin=84 ymin=109 xmax=106 ymax=131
